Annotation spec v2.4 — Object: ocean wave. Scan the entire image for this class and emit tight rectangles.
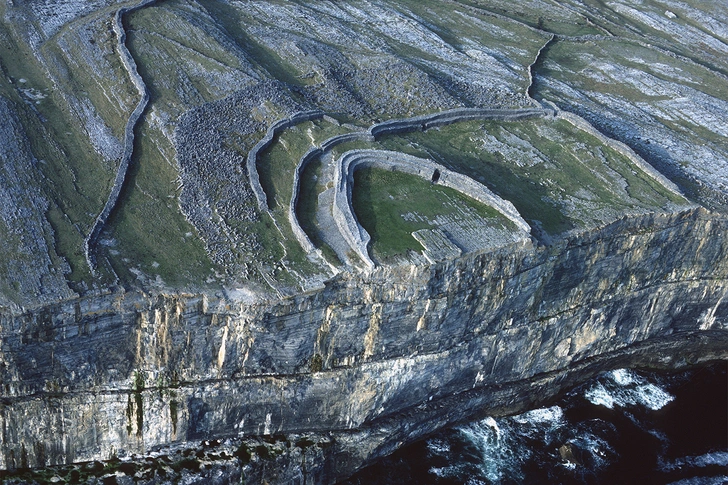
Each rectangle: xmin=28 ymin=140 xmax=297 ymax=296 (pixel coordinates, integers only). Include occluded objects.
xmin=661 ymin=451 xmax=728 ymax=471
xmin=511 ymin=405 xmax=564 ymax=425
xmin=584 ymin=368 xmax=675 ymax=410
xmin=665 ymin=476 xmax=728 ymax=485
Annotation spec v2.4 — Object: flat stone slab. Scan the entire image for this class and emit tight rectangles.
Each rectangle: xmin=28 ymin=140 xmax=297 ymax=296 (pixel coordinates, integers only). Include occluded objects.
xmin=412 ymin=228 xmax=462 ymax=263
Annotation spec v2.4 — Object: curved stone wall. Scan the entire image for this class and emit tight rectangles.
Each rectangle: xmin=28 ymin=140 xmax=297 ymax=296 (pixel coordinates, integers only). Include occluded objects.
xmin=286 ymin=108 xmax=551 ymax=262
xmin=262 ymin=104 xmax=680 ymax=270
xmin=288 ymin=131 xmax=376 ymax=255
xmin=332 ymin=150 xmax=531 ymax=267
xmin=368 ymin=107 xmax=552 ymax=137
xmin=246 ymin=110 xmax=324 ymax=212
xmin=289 ymin=147 xmax=323 ymax=253
xmin=319 ymin=132 xmax=375 ymax=152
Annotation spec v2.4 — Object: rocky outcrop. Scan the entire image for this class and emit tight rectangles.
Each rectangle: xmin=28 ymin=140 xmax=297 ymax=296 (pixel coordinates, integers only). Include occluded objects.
xmin=557 ymin=110 xmax=684 ymax=197
xmin=2 ymin=1 xmax=727 ymax=483
xmin=0 ymin=208 xmax=726 ymax=483
xmin=0 ymin=98 xmax=76 ymax=312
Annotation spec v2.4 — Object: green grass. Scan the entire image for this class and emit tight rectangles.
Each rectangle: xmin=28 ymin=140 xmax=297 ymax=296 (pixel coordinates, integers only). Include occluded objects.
xmin=393 ymin=0 xmax=554 ymax=64
xmin=381 ymin=118 xmax=687 ymax=236
xmin=457 ymin=0 xmax=604 ymax=36
xmin=352 ymin=167 xmax=508 ymax=261
xmin=380 ymin=123 xmax=572 ymax=235
xmin=105 ymin=120 xmax=216 ymax=289
xmin=258 ymin=120 xmax=352 ymax=210
xmin=0 ymin=20 xmax=127 ymax=284
xmin=541 ymin=39 xmax=728 ymax=105
xmin=296 ymin=158 xmax=341 ymax=264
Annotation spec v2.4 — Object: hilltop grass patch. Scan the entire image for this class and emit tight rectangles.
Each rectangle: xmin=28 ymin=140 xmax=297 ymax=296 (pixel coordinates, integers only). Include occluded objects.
xmin=352 ymin=167 xmax=508 ymax=261
xmin=387 ymin=118 xmax=687 ymax=237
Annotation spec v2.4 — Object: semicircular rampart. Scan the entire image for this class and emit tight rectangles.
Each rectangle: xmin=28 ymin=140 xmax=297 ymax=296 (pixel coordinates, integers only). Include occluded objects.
xmin=332 ymin=149 xmax=531 ymax=268
xmin=287 ymin=108 xmax=552 ymax=263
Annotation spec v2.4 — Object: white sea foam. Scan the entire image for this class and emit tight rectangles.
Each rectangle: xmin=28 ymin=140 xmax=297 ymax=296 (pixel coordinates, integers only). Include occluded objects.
xmin=426 ymin=438 xmax=450 ymax=454
xmin=454 ymin=419 xmax=520 ymax=483
xmin=464 ymin=478 xmax=488 ymax=485
xmin=512 ymin=405 xmax=564 ymax=425
xmin=661 ymin=451 xmax=728 ymax=471
xmin=481 ymin=416 xmax=502 ymax=440
xmin=567 ymin=433 xmax=614 ymax=468
xmin=584 ymin=369 xmax=675 ymax=410
xmin=611 ymin=368 xmax=636 ymax=385
xmin=584 ymin=382 xmax=617 ymax=408
xmin=665 ymin=477 xmax=728 ymax=485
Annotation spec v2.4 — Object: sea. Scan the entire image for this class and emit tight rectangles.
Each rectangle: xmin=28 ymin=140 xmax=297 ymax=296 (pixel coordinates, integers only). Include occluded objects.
xmin=343 ymin=362 xmax=728 ymax=485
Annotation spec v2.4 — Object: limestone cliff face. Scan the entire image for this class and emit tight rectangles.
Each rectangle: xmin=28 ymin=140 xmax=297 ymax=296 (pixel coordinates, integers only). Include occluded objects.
xmin=1 ymin=208 xmax=727 ymax=482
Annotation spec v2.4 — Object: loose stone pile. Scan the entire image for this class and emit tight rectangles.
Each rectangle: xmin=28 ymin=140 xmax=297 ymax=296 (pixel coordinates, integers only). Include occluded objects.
xmin=174 ymin=81 xmax=303 ymax=275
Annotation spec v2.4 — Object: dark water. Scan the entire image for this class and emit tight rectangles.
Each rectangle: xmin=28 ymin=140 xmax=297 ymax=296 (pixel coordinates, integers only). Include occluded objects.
xmin=344 ymin=362 xmax=728 ymax=485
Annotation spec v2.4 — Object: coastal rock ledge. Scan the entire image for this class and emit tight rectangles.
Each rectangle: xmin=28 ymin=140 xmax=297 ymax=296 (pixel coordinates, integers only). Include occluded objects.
xmin=1 ymin=208 xmax=727 ymax=483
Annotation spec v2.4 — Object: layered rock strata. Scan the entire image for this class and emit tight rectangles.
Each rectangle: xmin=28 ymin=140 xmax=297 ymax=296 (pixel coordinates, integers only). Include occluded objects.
xmin=0 ymin=208 xmax=726 ymax=483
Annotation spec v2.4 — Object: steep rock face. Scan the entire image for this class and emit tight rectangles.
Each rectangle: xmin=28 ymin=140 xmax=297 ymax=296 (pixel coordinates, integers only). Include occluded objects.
xmin=0 ymin=208 xmax=726 ymax=482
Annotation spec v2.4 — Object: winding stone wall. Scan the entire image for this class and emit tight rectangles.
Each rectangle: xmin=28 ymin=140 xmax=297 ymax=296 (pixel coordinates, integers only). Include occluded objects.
xmin=368 ymin=107 xmax=553 ymax=137
xmin=246 ymin=110 xmax=324 ymax=211
xmin=289 ymin=147 xmax=323 ymax=253
xmin=83 ymin=0 xmax=158 ymax=272
xmin=526 ymin=33 xmax=555 ymax=100
xmin=332 ymin=150 xmax=531 ymax=267
xmin=319 ymin=131 xmax=375 ymax=152
xmin=288 ymin=131 xmax=376 ymax=254
xmin=285 ymin=108 xmax=551 ymax=261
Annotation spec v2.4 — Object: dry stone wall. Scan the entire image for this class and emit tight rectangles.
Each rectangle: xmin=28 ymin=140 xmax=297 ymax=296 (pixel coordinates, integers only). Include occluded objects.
xmin=83 ymin=0 xmax=159 ymax=271
xmin=289 ymin=147 xmax=323 ymax=254
xmin=281 ymin=108 xmax=552 ymax=263
xmin=255 ymin=104 xmax=682 ymax=272
xmin=368 ymin=107 xmax=553 ymax=137
xmin=246 ymin=110 xmax=324 ymax=212
xmin=332 ymin=150 xmax=531 ymax=267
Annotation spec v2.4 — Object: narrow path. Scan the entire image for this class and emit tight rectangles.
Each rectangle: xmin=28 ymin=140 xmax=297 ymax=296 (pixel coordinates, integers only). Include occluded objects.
xmin=83 ymin=0 xmax=158 ymax=273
